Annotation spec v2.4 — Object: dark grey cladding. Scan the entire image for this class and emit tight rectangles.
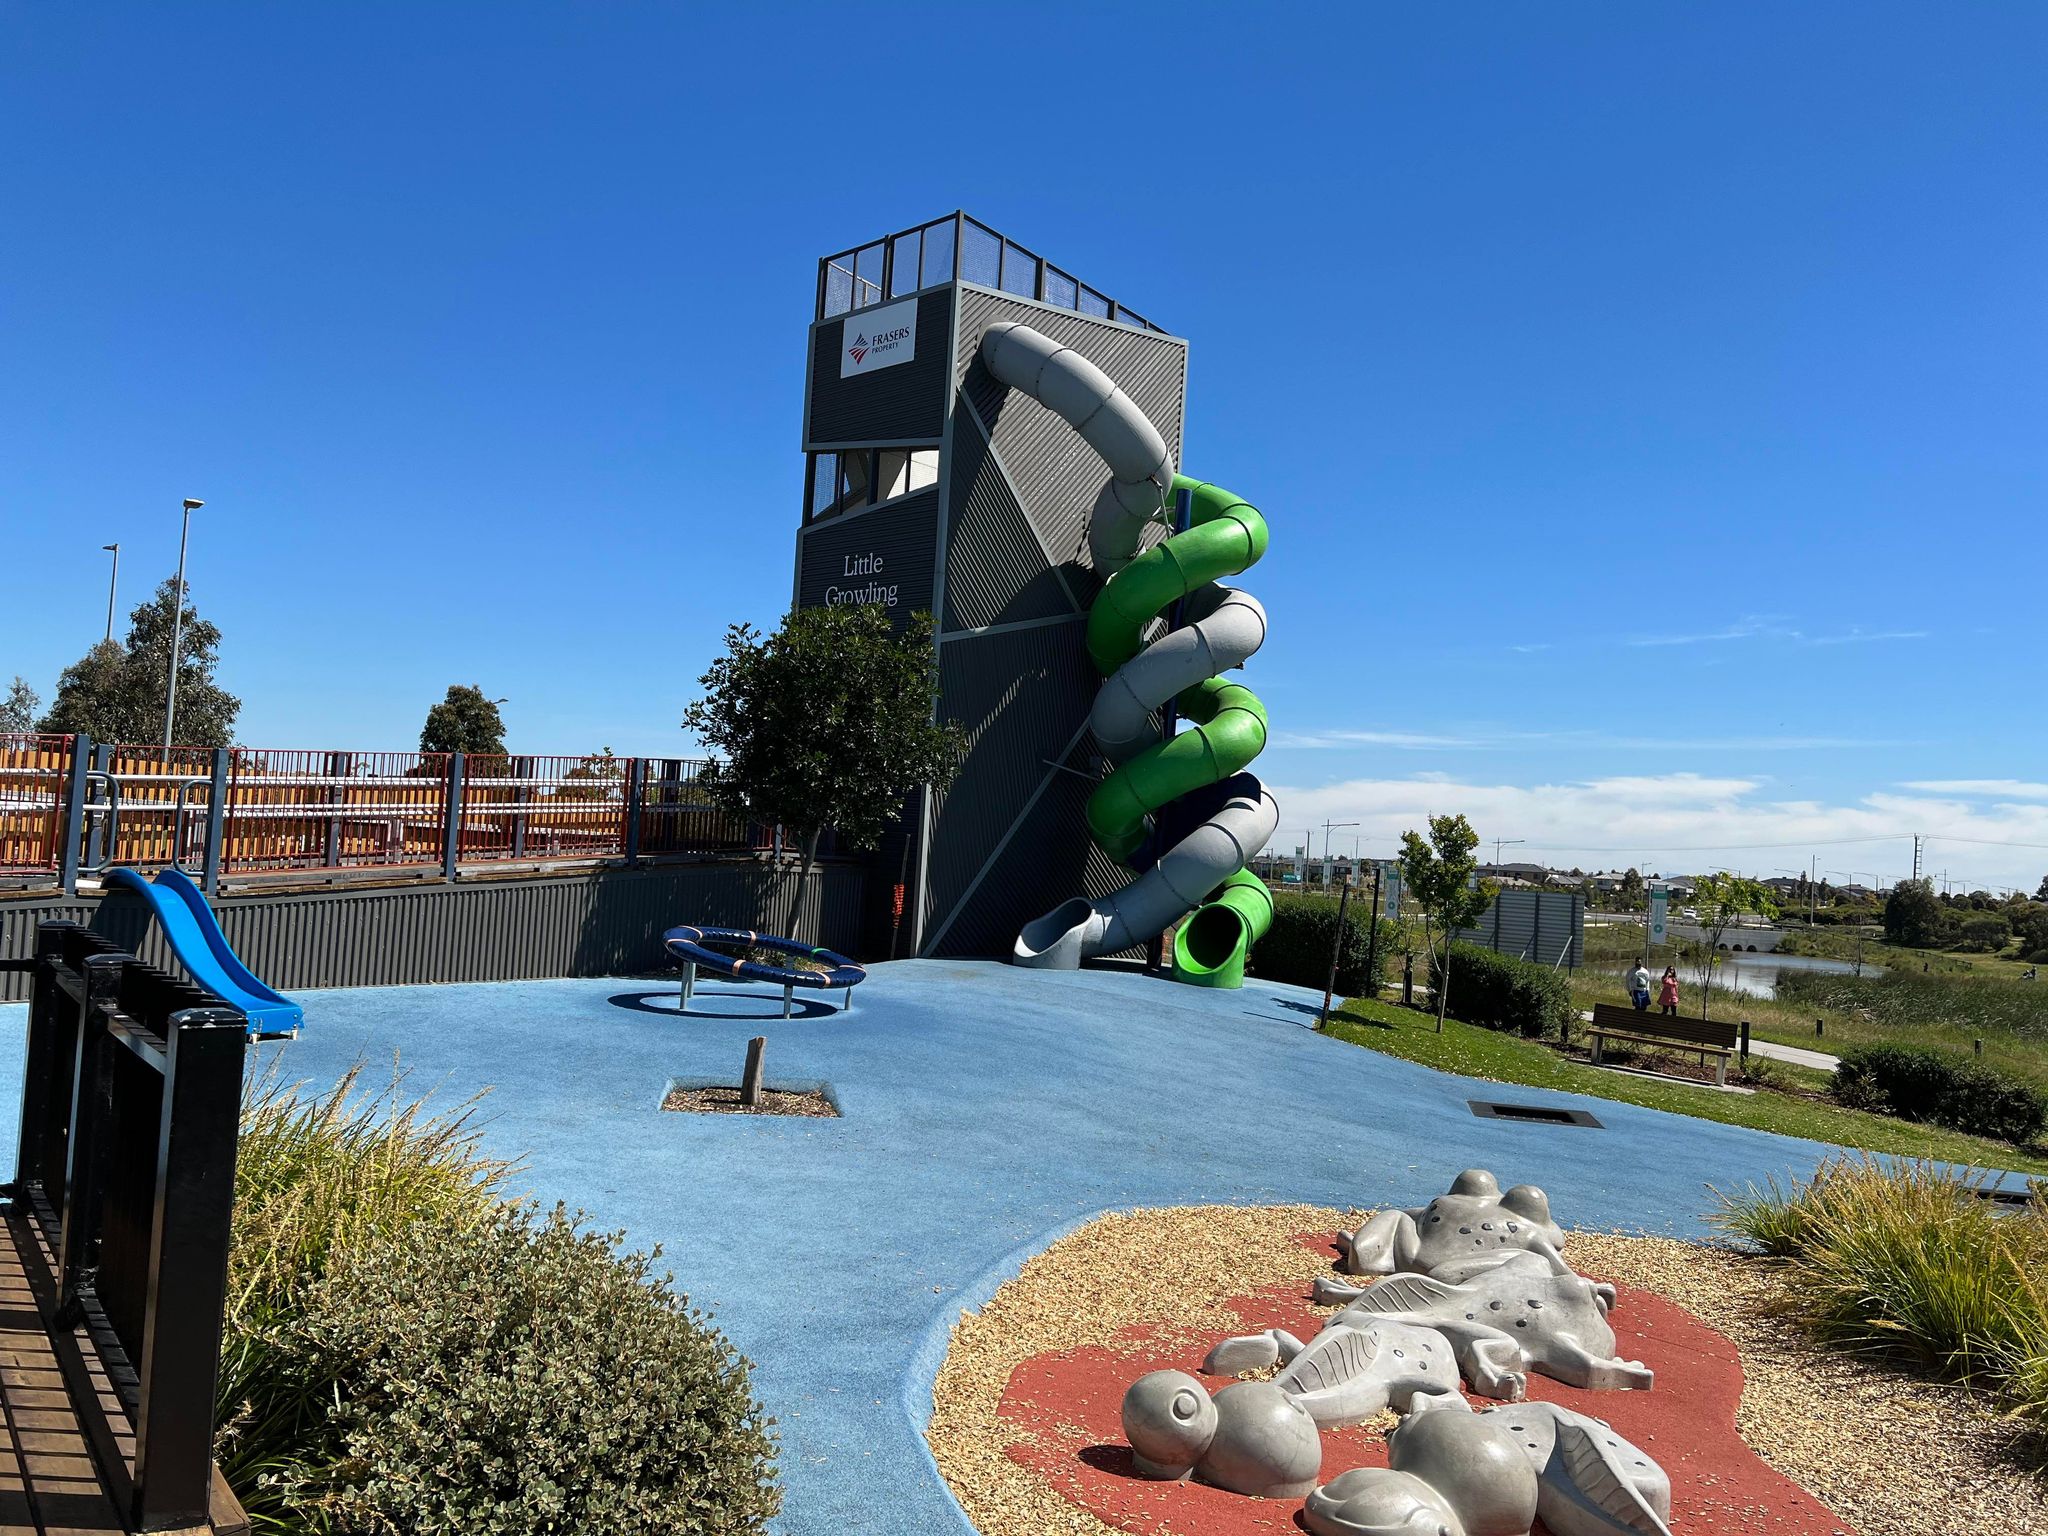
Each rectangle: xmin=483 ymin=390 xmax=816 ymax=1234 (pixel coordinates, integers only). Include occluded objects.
xmin=796 ymin=488 xmax=939 ymax=625
xmin=941 ymin=412 xmax=1079 ymax=633
xmin=805 ymin=289 xmax=954 ymax=447
xmin=955 ymin=289 xmax=1187 ymax=609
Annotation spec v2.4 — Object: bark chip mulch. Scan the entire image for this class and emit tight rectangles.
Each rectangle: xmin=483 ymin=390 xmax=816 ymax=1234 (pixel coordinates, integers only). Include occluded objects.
xmin=925 ymin=1204 xmax=2048 ymax=1536
xmin=660 ymin=1085 xmax=838 ymax=1117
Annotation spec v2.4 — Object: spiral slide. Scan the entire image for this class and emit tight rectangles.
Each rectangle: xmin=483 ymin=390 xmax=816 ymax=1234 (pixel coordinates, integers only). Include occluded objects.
xmin=981 ymin=321 xmax=1279 ymax=987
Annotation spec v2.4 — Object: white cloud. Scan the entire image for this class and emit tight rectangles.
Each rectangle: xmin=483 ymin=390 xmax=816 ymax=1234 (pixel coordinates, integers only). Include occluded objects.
xmin=1269 ymin=725 xmax=1899 ymax=753
xmin=1626 ymin=614 xmax=1929 ymax=649
xmin=1899 ymin=780 xmax=2048 ymax=801
xmin=1263 ymin=772 xmax=2048 ymax=891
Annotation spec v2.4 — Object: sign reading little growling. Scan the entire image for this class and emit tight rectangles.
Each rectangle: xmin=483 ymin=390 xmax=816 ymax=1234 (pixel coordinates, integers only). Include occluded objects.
xmin=840 ymin=298 xmax=917 ymax=377
xmin=825 ymin=551 xmax=897 ymax=608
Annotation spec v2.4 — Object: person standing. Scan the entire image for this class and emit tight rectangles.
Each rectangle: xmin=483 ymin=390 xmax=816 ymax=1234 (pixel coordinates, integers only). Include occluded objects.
xmin=1658 ymin=965 xmax=1680 ymax=1016
xmin=1629 ymin=959 xmax=1652 ymax=1011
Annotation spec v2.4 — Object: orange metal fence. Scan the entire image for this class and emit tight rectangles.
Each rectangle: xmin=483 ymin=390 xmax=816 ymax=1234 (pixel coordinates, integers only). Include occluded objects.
xmin=455 ymin=754 xmax=630 ymax=864
xmin=0 ymin=734 xmax=72 ymax=875
xmin=4 ymin=739 xmax=802 ymax=888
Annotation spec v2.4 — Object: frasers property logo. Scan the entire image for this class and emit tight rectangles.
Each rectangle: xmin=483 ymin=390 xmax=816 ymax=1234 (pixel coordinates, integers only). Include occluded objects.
xmin=840 ymin=297 xmax=917 ymax=378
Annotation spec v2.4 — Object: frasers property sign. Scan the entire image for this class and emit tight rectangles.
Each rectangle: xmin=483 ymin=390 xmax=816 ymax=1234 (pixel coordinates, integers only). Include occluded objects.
xmin=840 ymin=297 xmax=917 ymax=377
xmin=1648 ymin=887 xmax=1669 ymax=946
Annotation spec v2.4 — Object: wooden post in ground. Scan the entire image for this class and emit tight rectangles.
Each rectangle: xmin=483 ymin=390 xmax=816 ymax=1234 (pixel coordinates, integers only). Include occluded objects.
xmin=741 ymin=1036 xmax=766 ymax=1107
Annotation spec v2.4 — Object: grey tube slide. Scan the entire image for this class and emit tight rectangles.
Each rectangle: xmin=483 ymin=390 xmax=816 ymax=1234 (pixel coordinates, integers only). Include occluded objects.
xmin=979 ymin=320 xmax=1278 ymax=967
xmin=979 ymin=321 xmax=1176 ymax=572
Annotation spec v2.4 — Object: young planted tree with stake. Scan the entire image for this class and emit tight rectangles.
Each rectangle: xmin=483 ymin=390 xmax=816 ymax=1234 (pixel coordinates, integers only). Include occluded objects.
xmin=682 ymin=605 xmax=961 ymax=935
xmin=1398 ymin=813 xmax=1498 ymax=1032
xmin=1689 ymin=872 xmax=1779 ymax=1021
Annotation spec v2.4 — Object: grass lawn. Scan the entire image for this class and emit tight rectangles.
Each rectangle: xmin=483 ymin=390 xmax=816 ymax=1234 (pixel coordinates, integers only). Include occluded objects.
xmin=1324 ymin=996 xmax=2048 ymax=1176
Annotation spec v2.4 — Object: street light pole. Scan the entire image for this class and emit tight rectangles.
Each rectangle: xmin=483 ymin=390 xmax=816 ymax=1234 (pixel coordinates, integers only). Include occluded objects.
xmin=163 ymin=498 xmax=202 ymax=750
xmin=101 ymin=543 xmax=120 ymax=643
xmin=1493 ymin=836 xmax=1525 ymax=868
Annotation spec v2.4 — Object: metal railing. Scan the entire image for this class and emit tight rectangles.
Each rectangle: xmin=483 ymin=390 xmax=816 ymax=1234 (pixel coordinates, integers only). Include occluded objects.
xmin=19 ymin=734 xmax=815 ymax=894
xmin=5 ymin=920 xmax=247 ymax=1531
xmin=455 ymin=753 xmax=632 ymax=863
xmin=817 ymin=211 xmax=1166 ymax=333
xmin=0 ymin=732 xmax=73 ymax=876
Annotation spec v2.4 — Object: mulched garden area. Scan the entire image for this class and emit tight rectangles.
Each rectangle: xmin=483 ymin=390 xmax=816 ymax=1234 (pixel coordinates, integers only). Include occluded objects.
xmin=928 ymin=1204 xmax=2047 ymax=1536
xmin=661 ymin=1084 xmax=839 ymax=1117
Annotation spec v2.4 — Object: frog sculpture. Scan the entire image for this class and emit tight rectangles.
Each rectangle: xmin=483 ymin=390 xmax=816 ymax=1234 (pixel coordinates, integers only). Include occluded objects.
xmin=1306 ymin=1242 xmax=1654 ymax=1394
xmin=1336 ymin=1169 xmax=1567 ymax=1278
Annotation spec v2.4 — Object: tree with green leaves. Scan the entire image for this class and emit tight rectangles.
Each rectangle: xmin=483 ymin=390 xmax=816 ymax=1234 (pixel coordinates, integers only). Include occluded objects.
xmin=39 ymin=579 xmax=241 ymax=746
xmin=1 ymin=677 xmax=39 ymax=733
xmin=1618 ymin=867 xmax=1645 ymax=911
xmin=1690 ymin=872 xmax=1780 ymax=1020
xmin=421 ymin=686 xmax=508 ymax=755
xmin=1398 ymin=812 xmax=1497 ymax=1032
xmin=1883 ymin=877 xmax=1946 ymax=949
xmin=681 ymin=605 xmax=962 ymax=935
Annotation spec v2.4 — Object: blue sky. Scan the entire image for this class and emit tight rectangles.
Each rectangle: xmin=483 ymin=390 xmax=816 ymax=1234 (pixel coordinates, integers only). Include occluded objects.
xmin=4 ymin=3 xmax=2045 ymax=889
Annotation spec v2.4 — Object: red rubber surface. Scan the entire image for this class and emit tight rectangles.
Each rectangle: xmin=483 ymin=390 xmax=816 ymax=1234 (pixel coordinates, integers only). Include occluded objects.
xmin=994 ymin=1235 xmax=1856 ymax=1536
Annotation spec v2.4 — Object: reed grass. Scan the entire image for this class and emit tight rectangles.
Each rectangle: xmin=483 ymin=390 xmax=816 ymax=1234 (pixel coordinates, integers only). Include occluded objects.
xmin=1712 ymin=1157 xmax=2048 ymax=1426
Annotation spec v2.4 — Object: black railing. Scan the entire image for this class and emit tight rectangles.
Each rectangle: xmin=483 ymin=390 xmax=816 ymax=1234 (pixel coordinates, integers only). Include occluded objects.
xmin=816 ymin=211 xmax=1167 ymax=333
xmin=6 ymin=920 xmax=247 ymax=1532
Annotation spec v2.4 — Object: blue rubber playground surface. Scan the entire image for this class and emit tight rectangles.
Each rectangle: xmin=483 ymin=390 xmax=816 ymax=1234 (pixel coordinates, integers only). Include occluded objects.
xmin=0 ymin=961 xmax=1870 ymax=1535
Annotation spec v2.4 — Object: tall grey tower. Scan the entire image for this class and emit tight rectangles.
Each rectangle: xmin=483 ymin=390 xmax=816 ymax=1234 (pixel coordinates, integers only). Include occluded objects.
xmin=793 ymin=214 xmax=1189 ymax=958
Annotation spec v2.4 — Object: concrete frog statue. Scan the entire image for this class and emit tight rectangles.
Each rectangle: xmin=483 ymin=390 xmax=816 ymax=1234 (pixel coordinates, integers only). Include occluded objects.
xmin=1302 ymin=1401 xmax=1672 ymax=1536
xmin=1308 ymin=1243 xmax=1654 ymax=1394
xmin=1336 ymin=1169 xmax=1567 ymax=1278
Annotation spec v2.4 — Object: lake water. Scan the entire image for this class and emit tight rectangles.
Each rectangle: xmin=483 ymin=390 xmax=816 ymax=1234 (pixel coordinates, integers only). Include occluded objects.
xmin=1675 ymin=951 xmax=1874 ymax=1000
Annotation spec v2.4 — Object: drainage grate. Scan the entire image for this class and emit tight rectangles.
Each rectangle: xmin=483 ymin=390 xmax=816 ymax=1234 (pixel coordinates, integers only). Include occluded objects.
xmin=1467 ymin=1099 xmax=1604 ymax=1129
xmin=1975 ymin=1184 xmax=2036 ymax=1209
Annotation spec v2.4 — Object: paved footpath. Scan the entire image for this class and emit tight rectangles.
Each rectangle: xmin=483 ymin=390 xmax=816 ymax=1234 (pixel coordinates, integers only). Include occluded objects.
xmin=0 ymin=962 xmax=1931 ymax=1535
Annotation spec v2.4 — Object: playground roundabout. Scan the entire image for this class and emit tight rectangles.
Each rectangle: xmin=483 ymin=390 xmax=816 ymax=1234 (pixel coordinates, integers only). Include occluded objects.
xmin=929 ymin=1203 xmax=2038 ymax=1536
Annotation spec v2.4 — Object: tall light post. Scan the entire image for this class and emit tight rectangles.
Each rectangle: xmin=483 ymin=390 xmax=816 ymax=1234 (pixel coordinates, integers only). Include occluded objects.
xmin=1492 ymin=836 xmax=1525 ymax=869
xmin=163 ymin=498 xmax=202 ymax=750
xmin=101 ymin=543 xmax=120 ymax=643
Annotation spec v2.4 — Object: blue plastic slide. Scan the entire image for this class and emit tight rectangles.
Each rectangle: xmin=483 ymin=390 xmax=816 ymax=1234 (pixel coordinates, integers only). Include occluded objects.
xmin=104 ymin=866 xmax=304 ymax=1037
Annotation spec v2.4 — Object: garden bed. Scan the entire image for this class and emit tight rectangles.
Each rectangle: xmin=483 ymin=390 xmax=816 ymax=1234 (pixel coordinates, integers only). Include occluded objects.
xmin=662 ymin=1083 xmax=840 ymax=1117
xmin=927 ymin=1204 xmax=2046 ymax=1536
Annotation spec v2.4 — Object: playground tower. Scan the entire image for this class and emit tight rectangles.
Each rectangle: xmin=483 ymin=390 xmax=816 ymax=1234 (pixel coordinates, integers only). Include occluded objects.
xmin=794 ymin=214 xmax=1189 ymax=959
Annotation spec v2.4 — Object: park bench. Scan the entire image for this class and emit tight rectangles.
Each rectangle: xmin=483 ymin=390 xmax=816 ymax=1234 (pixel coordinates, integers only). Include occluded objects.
xmin=1586 ymin=1002 xmax=1740 ymax=1087
xmin=0 ymin=923 xmax=250 ymax=1535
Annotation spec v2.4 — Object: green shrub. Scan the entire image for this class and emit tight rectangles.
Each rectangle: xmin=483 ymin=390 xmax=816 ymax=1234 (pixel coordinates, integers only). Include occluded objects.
xmin=1954 ymin=911 xmax=2013 ymax=954
xmin=217 ymin=1065 xmax=777 ymax=1535
xmin=1832 ymin=1044 xmax=2047 ymax=1147
xmin=279 ymin=1205 xmax=779 ymax=1536
xmin=1711 ymin=1157 xmax=2048 ymax=1419
xmin=1250 ymin=892 xmax=1397 ymax=996
xmin=1430 ymin=942 xmax=1573 ymax=1040
xmin=219 ymin=1063 xmax=515 ymax=1520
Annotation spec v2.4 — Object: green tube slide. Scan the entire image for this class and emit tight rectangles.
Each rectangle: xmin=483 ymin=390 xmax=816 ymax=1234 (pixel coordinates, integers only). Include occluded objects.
xmin=1080 ymin=475 xmax=1276 ymax=987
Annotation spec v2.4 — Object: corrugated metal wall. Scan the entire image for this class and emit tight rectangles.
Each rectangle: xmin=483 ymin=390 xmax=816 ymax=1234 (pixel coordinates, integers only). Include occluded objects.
xmin=917 ymin=290 xmax=1189 ymax=956
xmin=805 ymin=290 xmax=954 ymax=446
xmin=794 ymin=488 xmax=940 ymax=623
xmin=1452 ymin=889 xmax=1586 ymax=969
xmin=0 ymin=862 xmax=867 ymax=1002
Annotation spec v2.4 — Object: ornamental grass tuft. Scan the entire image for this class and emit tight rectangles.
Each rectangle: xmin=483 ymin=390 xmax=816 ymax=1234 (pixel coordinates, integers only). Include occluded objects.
xmin=1712 ymin=1156 xmax=2048 ymax=1428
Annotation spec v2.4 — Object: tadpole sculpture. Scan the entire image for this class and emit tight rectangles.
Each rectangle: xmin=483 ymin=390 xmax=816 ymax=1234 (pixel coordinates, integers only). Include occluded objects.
xmin=1302 ymin=1401 xmax=1672 ymax=1536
